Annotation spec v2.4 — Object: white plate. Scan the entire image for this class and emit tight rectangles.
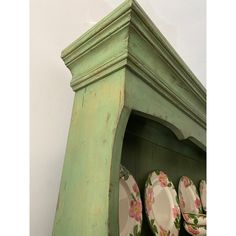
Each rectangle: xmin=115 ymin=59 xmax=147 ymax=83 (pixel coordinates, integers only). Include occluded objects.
xmin=199 ymin=180 xmax=206 ymax=212
xmin=178 ymin=176 xmax=203 ymax=215
xmin=144 ymin=170 xmax=181 ymax=236
xmin=119 ymin=166 xmax=142 ymax=236
xmin=184 ymin=222 xmax=206 ymax=236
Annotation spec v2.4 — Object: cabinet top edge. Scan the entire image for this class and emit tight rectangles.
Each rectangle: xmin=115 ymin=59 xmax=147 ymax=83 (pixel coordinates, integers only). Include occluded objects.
xmin=61 ymin=0 xmax=206 ymax=95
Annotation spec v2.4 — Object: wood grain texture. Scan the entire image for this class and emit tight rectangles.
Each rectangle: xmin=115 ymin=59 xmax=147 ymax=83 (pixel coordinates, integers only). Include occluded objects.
xmin=53 ymin=0 xmax=206 ymax=235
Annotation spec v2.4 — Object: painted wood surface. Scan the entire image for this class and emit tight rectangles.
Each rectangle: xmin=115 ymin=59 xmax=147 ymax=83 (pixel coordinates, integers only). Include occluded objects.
xmin=53 ymin=0 xmax=206 ymax=235
xmin=52 ymin=70 xmax=130 ymax=236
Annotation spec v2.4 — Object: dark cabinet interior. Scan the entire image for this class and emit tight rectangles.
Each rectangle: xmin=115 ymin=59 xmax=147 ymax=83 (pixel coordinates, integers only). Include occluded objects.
xmin=121 ymin=114 xmax=206 ymax=235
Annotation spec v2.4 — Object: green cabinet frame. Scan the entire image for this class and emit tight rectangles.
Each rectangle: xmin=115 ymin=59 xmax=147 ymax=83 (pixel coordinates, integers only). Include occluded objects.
xmin=52 ymin=0 xmax=206 ymax=235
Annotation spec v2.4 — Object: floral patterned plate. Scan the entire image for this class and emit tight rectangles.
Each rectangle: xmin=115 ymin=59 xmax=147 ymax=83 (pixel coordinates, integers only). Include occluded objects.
xmin=119 ymin=165 xmax=142 ymax=236
xmin=178 ymin=176 xmax=203 ymax=215
xmin=144 ymin=170 xmax=181 ymax=236
xmin=184 ymin=221 xmax=206 ymax=236
xmin=199 ymin=180 xmax=206 ymax=212
xmin=182 ymin=213 xmax=206 ymax=226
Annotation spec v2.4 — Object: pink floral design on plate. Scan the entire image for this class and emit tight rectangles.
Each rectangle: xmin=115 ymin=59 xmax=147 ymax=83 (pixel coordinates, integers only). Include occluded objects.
xmin=129 ymin=199 xmax=142 ymax=222
xmin=145 ymin=186 xmax=155 ymax=214
xmin=187 ymin=225 xmax=200 ymax=235
xmin=172 ymin=206 xmax=180 ymax=219
xmin=194 ymin=197 xmax=201 ymax=209
xmin=182 ymin=176 xmax=191 ymax=188
xmin=158 ymin=171 xmax=168 ymax=187
xmin=183 ymin=213 xmax=189 ymax=221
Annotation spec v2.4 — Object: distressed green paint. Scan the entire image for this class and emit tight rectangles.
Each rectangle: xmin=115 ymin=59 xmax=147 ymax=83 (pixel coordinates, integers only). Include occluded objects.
xmin=124 ymin=69 xmax=206 ymax=150
xmin=53 ymin=70 xmax=127 ymax=236
xmin=53 ymin=0 xmax=206 ymax=235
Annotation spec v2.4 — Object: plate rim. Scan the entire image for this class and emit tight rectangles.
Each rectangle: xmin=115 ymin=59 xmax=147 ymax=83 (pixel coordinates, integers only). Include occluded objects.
xmin=119 ymin=166 xmax=143 ymax=236
xmin=199 ymin=180 xmax=206 ymax=212
xmin=178 ymin=176 xmax=203 ymax=215
xmin=183 ymin=221 xmax=207 ymax=235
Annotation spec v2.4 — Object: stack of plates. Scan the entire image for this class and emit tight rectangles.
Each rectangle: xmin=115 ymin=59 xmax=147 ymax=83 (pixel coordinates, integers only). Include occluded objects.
xmin=178 ymin=176 xmax=207 ymax=236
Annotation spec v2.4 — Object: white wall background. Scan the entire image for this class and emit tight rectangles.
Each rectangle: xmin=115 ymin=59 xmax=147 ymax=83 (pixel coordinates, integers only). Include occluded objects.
xmin=30 ymin=0 xmax=206 ymax=235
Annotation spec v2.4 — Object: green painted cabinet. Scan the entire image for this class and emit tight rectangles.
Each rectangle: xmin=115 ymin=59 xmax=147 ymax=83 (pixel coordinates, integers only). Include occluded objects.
xmin=52 ymin=0 xmax=206 ymax=235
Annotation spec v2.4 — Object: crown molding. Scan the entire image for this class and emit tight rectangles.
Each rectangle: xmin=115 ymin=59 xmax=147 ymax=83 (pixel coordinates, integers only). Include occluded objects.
xmin=61 ymin=0 xmax=133 ymax=65
xmin=61 ymin=0 xmax=206 ymax=127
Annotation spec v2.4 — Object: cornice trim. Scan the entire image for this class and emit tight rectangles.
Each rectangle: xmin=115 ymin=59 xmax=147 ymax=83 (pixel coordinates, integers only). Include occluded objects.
xmin=62 ymin=0 xmax=206 ymax=98
xmin=70 ymin=52 xmax=128 ymax=91
xmin=69 ymin=50 xmax=206 ymax=128
xmin=61 ymin=0 xmax=133 ymax=63
xmin=61 ymin=0 xmax=206 ymax=127
xmin=63 ymin=14 xmax=131 ymax=66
